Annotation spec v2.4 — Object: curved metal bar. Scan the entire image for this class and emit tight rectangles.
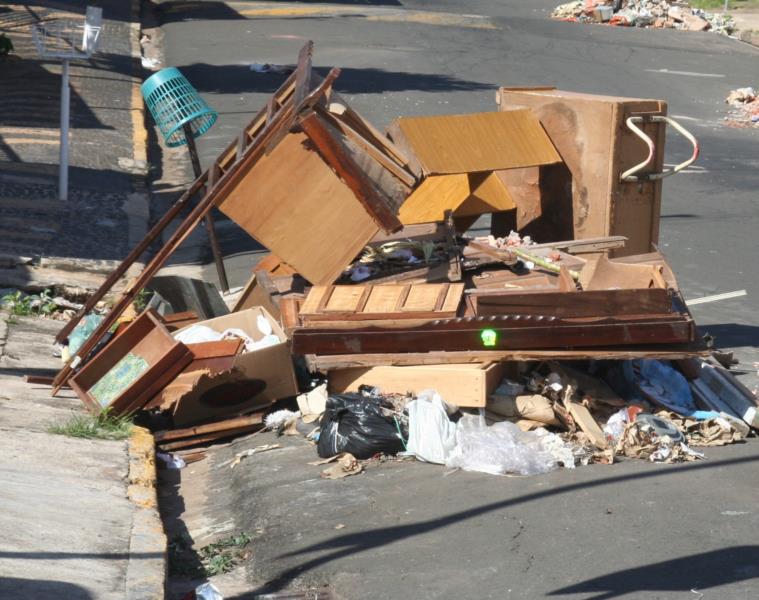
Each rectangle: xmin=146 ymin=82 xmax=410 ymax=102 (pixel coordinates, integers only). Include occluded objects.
xmin=620 ymin=115 xmax=700 ymax=182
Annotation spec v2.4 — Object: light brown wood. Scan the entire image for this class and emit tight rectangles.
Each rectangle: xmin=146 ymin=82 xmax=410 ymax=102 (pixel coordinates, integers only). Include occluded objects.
xmin=217 ymin=131 xmax=381 ymax=285
xmin=388 ymin=110 xmax=561 ymax=175
xmin=328 ymin=362 xmax=505 ymax=407
xmin=299 ymin=283 xmax=464 ymax=321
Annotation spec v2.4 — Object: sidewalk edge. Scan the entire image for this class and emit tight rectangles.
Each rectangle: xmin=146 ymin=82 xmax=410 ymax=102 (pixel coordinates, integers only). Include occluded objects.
xmin=126 ymin=425 xmax=167 ymax=600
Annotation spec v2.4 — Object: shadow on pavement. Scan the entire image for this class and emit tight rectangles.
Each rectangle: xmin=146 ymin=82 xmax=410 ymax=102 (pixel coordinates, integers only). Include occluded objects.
xmin=548 ymin=546 xmax=759 ymax=599
xmin=174 ymin=64 xmax=495 ymax=96
xmin=698 ymin=323 xmax=759 ymax=350
xmin=254 ymin=454 xmax=759 ymax=593
xmin=0 ymin=577 xmax=95 ymax=600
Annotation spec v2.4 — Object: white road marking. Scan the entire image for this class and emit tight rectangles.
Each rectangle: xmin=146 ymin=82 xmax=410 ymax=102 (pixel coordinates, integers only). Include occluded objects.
xmin=686 ymin=289 xmax=747 ymax=306
xmin=645 ymin=68 xmax=724 ymax=78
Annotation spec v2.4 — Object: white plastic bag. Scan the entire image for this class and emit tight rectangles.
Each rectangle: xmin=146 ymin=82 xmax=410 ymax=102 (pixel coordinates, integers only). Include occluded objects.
xmin=406 ymin=390 xmax=457 ymax=464
xmin=445 ymin=414 xmax=560 ymax=476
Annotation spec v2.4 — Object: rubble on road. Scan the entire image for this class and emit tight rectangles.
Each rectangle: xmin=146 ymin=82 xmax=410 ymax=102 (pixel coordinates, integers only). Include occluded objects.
xmin=552 ymin=0 xmax=735 ymax=35
xmin=724 ymin=86 xmax=759 ymax=128
xmin=22 ymin=42 xmax=757 ymax=477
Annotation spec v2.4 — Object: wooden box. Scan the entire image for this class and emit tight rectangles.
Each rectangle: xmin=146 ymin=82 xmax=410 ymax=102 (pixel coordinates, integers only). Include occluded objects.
xmin=328 ymin=362 xmax=505 ymax=407
xmin=69 ymin=310 xmax=193 ymax=416
xmin=497 ymin=87 xmax=667 ymax=256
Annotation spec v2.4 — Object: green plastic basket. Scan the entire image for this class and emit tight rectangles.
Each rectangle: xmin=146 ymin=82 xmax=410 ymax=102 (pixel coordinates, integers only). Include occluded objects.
xmin=141 ymin=67 xmax=217 ymax=147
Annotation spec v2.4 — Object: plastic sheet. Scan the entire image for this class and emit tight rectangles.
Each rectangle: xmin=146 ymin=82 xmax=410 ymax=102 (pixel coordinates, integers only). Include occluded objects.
xmin=445 ymin=414 xmax=560 ymax=476
xmin=317 ymin=393 xmax=405 ymax=459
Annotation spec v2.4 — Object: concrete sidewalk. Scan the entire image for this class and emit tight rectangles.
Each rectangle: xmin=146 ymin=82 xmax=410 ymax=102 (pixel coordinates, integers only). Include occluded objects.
xmin=0 ymin=313 xmax=165 ymax=599
xmin=0 ymin=1 xmax=149 ymax=291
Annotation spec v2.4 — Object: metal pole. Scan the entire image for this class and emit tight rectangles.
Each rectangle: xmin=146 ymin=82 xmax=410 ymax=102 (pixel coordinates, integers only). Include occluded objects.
xmin=182 ymin=123 xmax=230 ymax=292
xmin=59 ymin=58 xmax=70 ymax=201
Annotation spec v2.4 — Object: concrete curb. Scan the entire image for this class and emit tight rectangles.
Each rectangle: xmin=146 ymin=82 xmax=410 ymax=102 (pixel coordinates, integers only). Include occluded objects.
xmin=126 ymin=425 xmax=167 ymax=600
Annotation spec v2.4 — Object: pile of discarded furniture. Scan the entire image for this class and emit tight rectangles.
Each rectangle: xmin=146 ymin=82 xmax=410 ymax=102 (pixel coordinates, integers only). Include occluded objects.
xmin=36 ymin=43 xmax=757 ymax=469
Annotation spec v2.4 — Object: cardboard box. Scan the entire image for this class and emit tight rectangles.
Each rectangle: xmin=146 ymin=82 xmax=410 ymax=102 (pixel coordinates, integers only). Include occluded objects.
xmin=170 ymin=307 xmax=298 ymax=426
xmin=328 ymin=362 xmax=505 ymax=408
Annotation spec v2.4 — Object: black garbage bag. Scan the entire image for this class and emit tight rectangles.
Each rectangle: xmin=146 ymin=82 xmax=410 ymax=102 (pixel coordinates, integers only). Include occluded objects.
xmin=317 ymin=393 xmax=405 ymax=459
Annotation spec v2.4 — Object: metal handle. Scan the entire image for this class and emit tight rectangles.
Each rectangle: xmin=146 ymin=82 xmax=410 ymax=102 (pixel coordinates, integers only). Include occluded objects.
xmin=620 ymin=115 xmax=699 ymax=182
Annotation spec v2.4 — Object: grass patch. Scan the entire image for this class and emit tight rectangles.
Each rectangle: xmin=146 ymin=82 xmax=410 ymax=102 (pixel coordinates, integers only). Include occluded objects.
xmin=47 ymin=410 xmax=133 ymax=441
xmin=1 ymin=289 xmax=58 ymax=317
xmin=690 ymin=0 xmax=759 ymax=10
xmin=169 ymin=532 xmax=252 ymax=578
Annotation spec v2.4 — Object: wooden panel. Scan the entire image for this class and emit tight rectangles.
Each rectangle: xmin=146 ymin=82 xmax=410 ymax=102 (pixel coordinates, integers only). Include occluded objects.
xmin=300 ymin=283 xmax=464 ymax=321
xmin=457 ymin=172 xmax=516 ymax=215
xmin=399 ymin=174 xmax=470 ymax=225
xmin=217 ymin=131 xmax=380 ymax=285
xmin=322 ymin=286 xmax=366 ymax=313
xmin=389 ymin=110 xmax=561 ymax=175
xmin=292 ymin=313 xmax=695 ymax=355
xmin=402 ymin=284 xmax=444 ymax=312
xmin=328 ymin=362 xmax=505 ymax=407
xmin=473 ymin=288 xmax=673 ymax=318
xmin=364 ymin=286 xmax=404 ymax=313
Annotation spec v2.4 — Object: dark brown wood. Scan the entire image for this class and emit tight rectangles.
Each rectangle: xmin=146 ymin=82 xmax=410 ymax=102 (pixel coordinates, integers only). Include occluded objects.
xmin=68 ymin=310 xmax=194 ymax=416
xmin=155 ymin=412 xmax=265 ymax=442
xmin=279 ymin=296 xmax=301 ymax=338
xmin=292 ymin=313 xmax=695 ymax=355
xmin=24 ymin=375 xmax=69 ymax=387
xmin=298 ymin=111 xmax=403 ymax=232
xmin=158 ymin=424 xmax=262 ymax=451
xmin=306 ymin=343 xmax=710 ymax=370
xmin=292 ymin=41 xmax=314 ymax=106
xmin=187 ymin=339 xmax=243 ymax=360
xmin=472 ymin=288 xmax=673 ymax=318
xmin=184 ymin=122 xmax=230 ymax=293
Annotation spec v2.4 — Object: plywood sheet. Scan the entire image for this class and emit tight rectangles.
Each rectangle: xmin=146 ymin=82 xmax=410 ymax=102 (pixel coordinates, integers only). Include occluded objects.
xmin=389 ymin=110 xmax=561 ymax=175
xmin=217 ymin=132 xmax=380 ymax=285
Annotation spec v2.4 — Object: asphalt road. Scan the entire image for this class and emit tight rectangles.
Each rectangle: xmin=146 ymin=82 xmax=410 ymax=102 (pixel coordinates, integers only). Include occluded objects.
xmin=151 ymin=2 xmax=759 ymax=598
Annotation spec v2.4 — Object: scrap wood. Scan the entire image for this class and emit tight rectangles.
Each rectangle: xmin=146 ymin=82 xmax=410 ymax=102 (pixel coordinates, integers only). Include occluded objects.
xmin=229 ymin=443 xmax=282 ymax=468
xmin=158 ymin=423 xmax=263 ymax=451
xmin=154 ymin=413 xmax=265 ymax=443
xmin=565 ymin=397 xmax=608 ymax=450
xmin=310 ymin=452 xmax=363 ymax=479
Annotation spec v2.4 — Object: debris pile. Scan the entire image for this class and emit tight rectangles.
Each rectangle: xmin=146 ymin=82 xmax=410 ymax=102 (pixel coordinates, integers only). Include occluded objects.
xmin=31 ymin=42 xmax=757 ymax=474
xmin=724 ymin=86 xmax=759 ymax=127
xmin=552 ymin=0 xmax=734 ymax=34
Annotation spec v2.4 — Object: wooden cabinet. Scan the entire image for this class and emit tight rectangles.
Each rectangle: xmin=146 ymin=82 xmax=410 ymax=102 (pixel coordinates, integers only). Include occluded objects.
xmin=497 ymin=88 xmax=667 ymax=256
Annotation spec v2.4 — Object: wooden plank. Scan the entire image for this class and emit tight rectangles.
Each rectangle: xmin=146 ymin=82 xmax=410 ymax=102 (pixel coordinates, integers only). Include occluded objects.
xmin=187 ymin=339 xmax=243 ymax=360
xmin=158 ymin=424 xmax=262 ymax=451
xmin=388 ymin=110 xmax=561 ymax=175
xmin=299 ymin=111 xmax=403 ymax=232
xmin=306 ymin=344 xmax=709 ymax=371
xmin=401 ymin=284 xmax=444 ymax=312
xmin=155 ymin=412 xmax=265 ymax=442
